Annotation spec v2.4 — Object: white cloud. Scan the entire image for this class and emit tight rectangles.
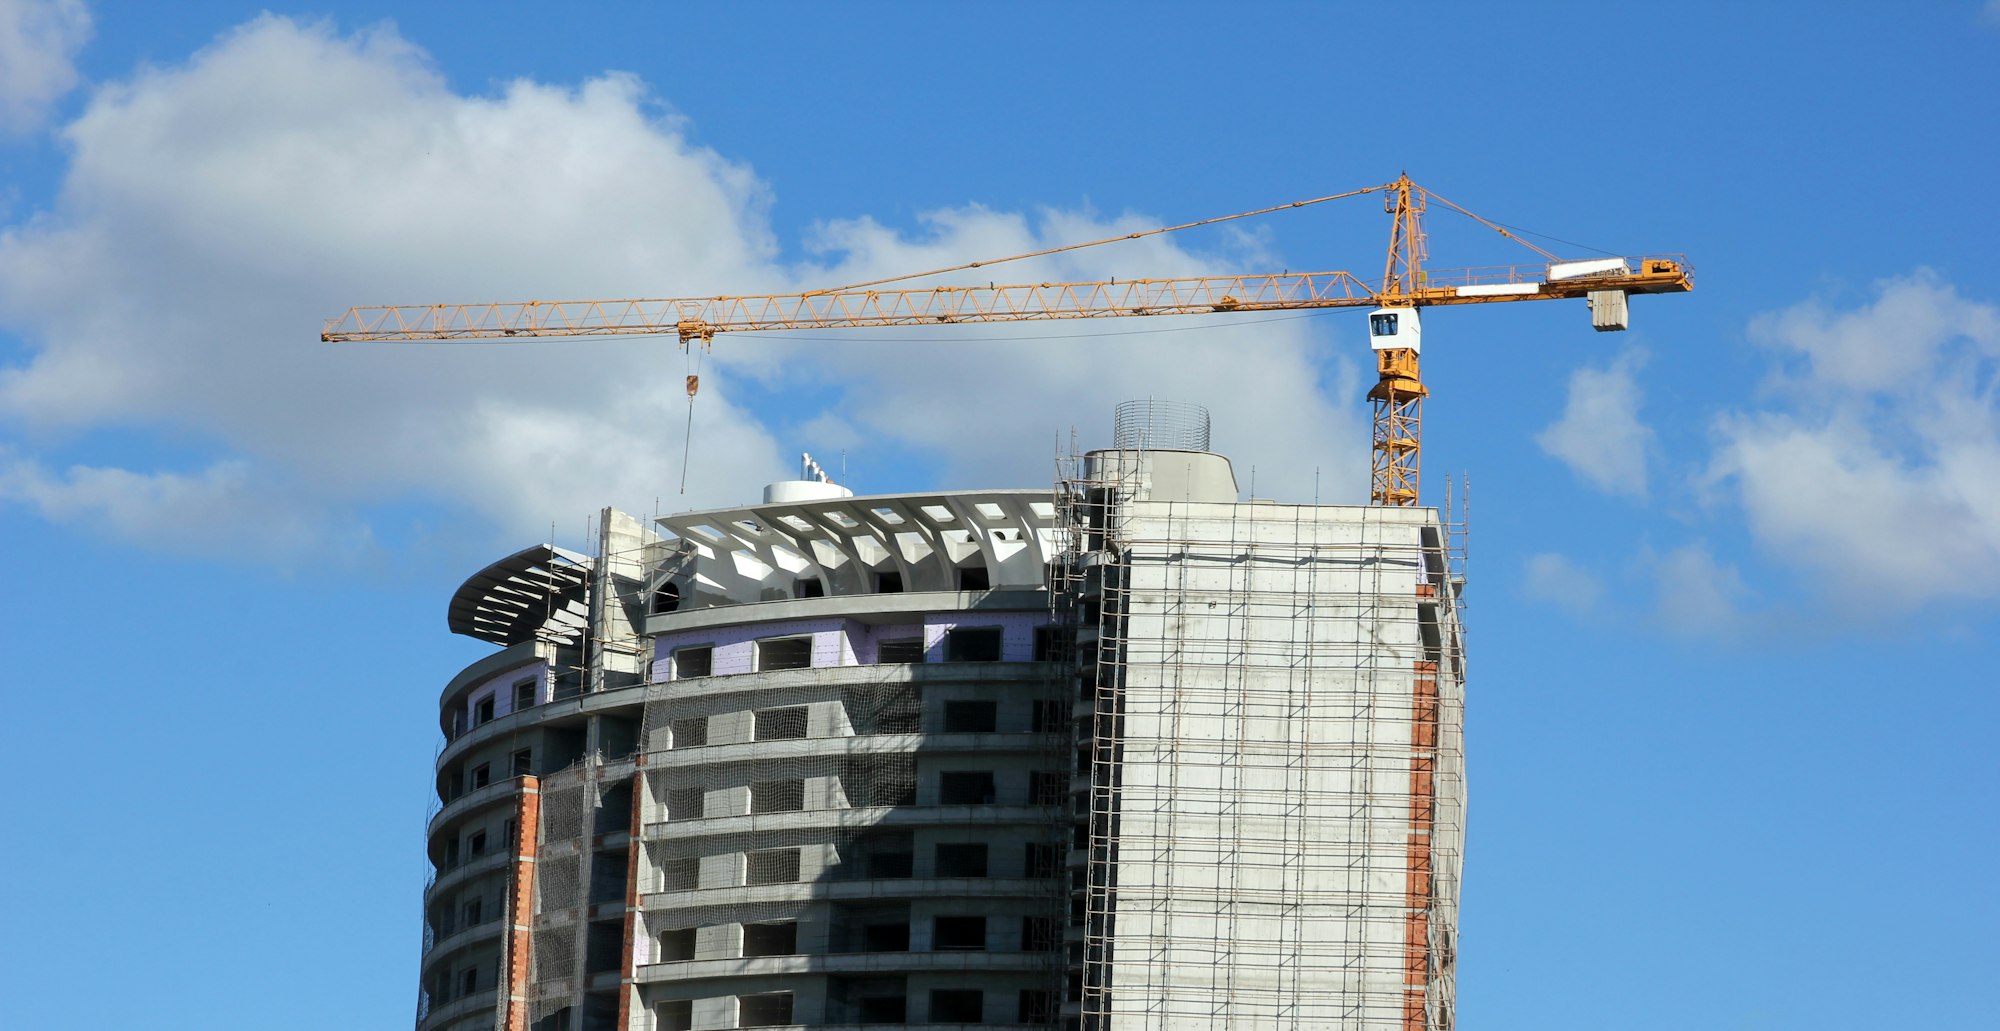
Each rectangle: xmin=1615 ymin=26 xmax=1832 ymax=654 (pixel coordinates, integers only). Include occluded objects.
xmin=1521 ymin=552 xmax=1603 ymax=615
xmin=1536 ymin=348 xmax=1653 ymax=499
xmin=0 ymin=16 xmax=1363 ymax=561
xmin=0 ymin=0 xmax=90 ymax=135
xmin=0 ymin=446 xmax=374 ymax=563
xmin=1650 ymin=541 xmax=1752 ymax=637
xmin=1706 ymin=271 xmax=2000 ymax=609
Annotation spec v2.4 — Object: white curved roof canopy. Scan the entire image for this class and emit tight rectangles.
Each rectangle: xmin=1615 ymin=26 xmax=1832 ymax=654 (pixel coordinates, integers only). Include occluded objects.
xmin=655 ymin=489 xmax=1057 ymax=602
xmin=447 ymin=544 xmax=593 ymax=645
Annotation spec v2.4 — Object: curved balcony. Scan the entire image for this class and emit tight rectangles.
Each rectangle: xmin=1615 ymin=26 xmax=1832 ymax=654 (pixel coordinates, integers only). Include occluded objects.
xmin=639 ymin=876 xmax=1055 ymax=912
xmin=424 ymin=848 xmax=513 ymax=908
xmin=419 ymin=916 xmax=505 ymax=978
xmin=425 ymin=776 xmax=527 ymax=843
xmin=438 ymin=641 xmax=543 ymax=716
xmin=653 ymin=659 xmax=1057 ymax=706
xmin=647 ymin=587 xmax=1047 ymax=639
xmin=641 ymin=804 xmax=1056 ymax=846
xmin=644 ymin=732 xmax=1056 ymax=772
xmin=633 ymin=949 xmax=1053 ymax=983
xmin=416 ymin=988 xmax=499 ymax=1031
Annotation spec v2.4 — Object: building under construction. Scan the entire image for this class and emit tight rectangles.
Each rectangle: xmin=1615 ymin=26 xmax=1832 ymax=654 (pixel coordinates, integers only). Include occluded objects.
xmin=415 ymin=402 xmax=1466 ymax=1031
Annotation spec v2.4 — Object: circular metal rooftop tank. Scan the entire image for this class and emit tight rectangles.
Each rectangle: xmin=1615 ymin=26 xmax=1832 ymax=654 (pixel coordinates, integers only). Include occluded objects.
xmin=1113 ymin=399 xmax=1211 ymax=452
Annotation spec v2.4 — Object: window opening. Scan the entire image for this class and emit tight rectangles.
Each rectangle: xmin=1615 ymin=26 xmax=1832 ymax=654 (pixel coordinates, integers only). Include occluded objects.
xmin=745 ymin=849 xmax=801 ymax=885
xmin=957 ymin=564 xmax=990 ymax=591
xmin=470 ymin=763 xmax=490 ymax=790
xmin=661 ymin=858 xmax=700 ymax=891
xmin=512 ymin=679 xmax=536 ymax=711
xmin=1022 ymin=917 xmax=1060 ymax=951
xmin=930 ymin=989 xmax=984 ymax=1022
xmin=935 ymin=842 xmax=989 ymax=877
xmin=753 ymin=707 xmax=808 ymax=740
xmin=667 ymin=788 xmax=705 ymax=820
xmin=939 ymin=770 xmax=997 ymax=805
xmin=468 ymin=830 xmax=487 ymax=857
xmin=943 ymin=700 xmax=997 ymax=733
xmin=658 ymin=1000 xmax=693 ymax=1031
xmin=928 ymin=991 xmax=984 ymax=1023
xmin=650 ymin=582 xmax=681 ymax=614
xmin=670 ymin=716 xmax=708 ymax=748
xmin=757 ymin=637 xmax=812 ymax=672
xmin=1033 ymin=625 xmax=1068 ymax=662
xmin=932 ymin=916 xmax=987 ymax=952
xmin=1020 ymin=989 xmax=1058 ymax=1022
xmin=944 ymin=627 xmax=1003 ymax=662
xmin=1031 ymin=770 xmax=1067 ymax=806
xmin=864 ymin=922 xmax=910 ymax=951
xmin=510 ymin=749 xmax=532 ymax=777
xmin=474 ymin=695 xmax=496 ymax=725
xmin=869 ymin=850 xmax=913 ymax=879
xmin=794 ymin=577 xmax=825 ymax=598
xmin=875 ymin=571 xmax=904 ymax=593
xmin=737 ymin=993 xmax=794 ymax=1028
xmin=858 ymin=995 xmax=907 ymax=1022
xmin=673 ymin=645 xmax=712 ymax=679
xmin=741 ymin=922 xmax=797 ymax=957
xmin=876 ymin=637 xmax=924 ymax=664
xmin=657 ymin=927 xmax=696 ymax=961
xmin=751 ymin=779 xmax=805 ymax=813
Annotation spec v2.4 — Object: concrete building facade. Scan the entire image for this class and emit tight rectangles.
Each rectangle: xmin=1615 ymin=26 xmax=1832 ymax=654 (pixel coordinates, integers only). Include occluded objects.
xmin=416 ymin=406 xmax=1466 ymax=1031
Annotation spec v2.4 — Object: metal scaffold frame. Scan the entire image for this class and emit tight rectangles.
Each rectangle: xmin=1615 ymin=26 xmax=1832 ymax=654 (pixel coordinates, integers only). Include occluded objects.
xmin=1052 ymin=444 xmax=1467 ymax=1031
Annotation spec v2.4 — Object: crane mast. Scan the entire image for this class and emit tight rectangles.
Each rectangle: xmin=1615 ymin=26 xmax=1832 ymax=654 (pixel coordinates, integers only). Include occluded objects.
xmin=322 ymin=175 xmax=1691 ymax=506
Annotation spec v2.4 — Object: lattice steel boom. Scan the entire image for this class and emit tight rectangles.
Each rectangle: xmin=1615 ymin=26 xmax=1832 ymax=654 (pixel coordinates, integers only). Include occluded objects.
xmin=323 ymin=174 xmax=1692 ymax=506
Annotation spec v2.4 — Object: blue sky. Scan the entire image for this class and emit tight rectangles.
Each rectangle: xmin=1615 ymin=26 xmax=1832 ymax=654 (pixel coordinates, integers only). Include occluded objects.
xmin=1 ymin=2 xmax=1996 ymax=1028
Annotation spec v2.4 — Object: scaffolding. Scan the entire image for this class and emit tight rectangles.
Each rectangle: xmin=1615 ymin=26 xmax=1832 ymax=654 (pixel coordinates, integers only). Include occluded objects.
xmin=1054 ymin=434 xmax=1466 ymax=1031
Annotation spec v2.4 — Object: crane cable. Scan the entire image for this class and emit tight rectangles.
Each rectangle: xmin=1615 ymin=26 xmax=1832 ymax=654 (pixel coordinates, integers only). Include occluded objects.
xmin=679 ymin=346 xmax=704 ymax=494
xmin=806 ymin=183 xmax=1394 ymax=295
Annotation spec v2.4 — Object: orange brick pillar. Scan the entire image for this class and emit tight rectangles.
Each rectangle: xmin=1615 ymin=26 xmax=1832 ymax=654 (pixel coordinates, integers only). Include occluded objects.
xmin=616 ymin=766 xmax=645 ymax=1030
xmin=501 ymin=775 xmax=541 ymax=1031
xmin=1403 ymin=659 xmax=1439 ymax=1031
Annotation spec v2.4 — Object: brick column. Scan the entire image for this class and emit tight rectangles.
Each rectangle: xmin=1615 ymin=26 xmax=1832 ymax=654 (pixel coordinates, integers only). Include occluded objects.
xmin=615 ymin=767 xmax=644 ymax=1030
xmin=501 ymin=775 xmax=541 ymax=1031
xmin=1404 ymin=659 xmax=1439 ymax=1031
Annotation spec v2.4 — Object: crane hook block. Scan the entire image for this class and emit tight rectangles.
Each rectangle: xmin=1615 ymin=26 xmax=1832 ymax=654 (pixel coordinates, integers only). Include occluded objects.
xmin=686 ymin=375 xmax=699 ymax=397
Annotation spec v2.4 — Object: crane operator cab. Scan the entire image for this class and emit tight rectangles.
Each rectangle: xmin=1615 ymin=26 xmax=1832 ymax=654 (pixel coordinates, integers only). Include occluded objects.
xmin=1368 ymin=306 xmax=1421 ymax=353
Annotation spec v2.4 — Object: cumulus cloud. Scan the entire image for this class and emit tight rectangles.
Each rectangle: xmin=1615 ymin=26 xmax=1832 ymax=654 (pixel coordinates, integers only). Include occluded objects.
xmin=1705 ymin=271 xmax=2000 ymax=609
xmin=0 ymin=446 xmax=373 ymax=563
xmin=0 ymin=0 xmax=90 ymax=135
xmin=1536 ymin=348 xmax=1652 ymax=499
xmin=1521 ymin=552 xmax=1603 ymax=615
xmin=0 ymin=15 xmax=1363 ymax=562
xmin=1650 ymin=541 xmax=1752 ymax=637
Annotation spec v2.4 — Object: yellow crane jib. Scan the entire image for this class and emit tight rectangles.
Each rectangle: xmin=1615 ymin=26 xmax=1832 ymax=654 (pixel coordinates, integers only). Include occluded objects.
xmin=320 ymin=174 xmax=1691 ymax=507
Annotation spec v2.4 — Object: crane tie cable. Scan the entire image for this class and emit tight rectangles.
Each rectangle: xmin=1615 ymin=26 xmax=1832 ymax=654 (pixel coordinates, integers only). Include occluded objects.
xmin=805 ymin=183 xmax=1394 ymax=295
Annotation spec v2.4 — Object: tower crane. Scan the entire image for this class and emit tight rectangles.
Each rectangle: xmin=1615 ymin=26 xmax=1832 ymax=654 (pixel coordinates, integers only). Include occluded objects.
xmin=322 ymin=174 xmax=1691 ymax=506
